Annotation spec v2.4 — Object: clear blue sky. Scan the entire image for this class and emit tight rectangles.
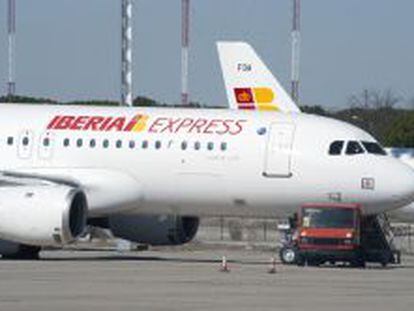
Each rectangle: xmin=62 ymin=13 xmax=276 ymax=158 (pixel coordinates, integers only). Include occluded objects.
xmin=0 ymin=0 xmax=413 ymax=109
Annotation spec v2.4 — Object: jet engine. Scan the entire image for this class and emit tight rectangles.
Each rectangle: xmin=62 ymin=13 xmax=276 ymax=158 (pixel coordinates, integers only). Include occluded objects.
xmin=106 ymin=215 xmax=199 ymax=246
xmin=0 ymin=185 xmax=88 ymax=247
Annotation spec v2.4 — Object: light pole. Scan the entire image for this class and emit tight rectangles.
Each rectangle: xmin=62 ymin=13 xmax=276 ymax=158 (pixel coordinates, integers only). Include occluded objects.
xmin=121 ymin=0 xmax=133 ymax=106
xmin=7 ymin=0 xmax=16 ymax=98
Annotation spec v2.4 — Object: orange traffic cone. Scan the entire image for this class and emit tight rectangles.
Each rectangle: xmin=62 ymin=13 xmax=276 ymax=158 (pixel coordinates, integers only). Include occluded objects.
xmin=268 ymin=257 xmax=277 ymax=274
xmin=220 ymin=256 xmax=230 ymax=272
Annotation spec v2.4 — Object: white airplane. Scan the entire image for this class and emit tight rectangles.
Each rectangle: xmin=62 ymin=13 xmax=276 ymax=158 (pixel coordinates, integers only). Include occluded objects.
xmin=0 ymin=42 xmax=413 ymax=259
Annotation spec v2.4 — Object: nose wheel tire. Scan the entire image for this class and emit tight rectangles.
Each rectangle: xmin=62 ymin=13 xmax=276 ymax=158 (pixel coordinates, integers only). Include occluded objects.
xmin=279 ymin=246 xmax=298 ymax=264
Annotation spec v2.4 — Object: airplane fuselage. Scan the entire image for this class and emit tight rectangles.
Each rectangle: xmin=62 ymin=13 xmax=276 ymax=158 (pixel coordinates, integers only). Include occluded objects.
xmin=1 ymin=104 xmax=413 ymax=218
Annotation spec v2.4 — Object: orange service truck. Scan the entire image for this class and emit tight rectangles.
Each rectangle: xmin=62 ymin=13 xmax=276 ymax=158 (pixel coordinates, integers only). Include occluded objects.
xmin=279 ymin=203 xmax=400 ymax=267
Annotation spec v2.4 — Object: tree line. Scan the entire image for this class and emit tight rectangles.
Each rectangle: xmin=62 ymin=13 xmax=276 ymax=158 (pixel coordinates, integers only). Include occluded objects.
xmin=301 ymin=89 xmax=414 ymax=148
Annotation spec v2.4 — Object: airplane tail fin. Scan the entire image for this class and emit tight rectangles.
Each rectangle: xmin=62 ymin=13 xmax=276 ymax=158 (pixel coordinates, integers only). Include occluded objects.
xmin=217 ymin=42 xmax=300 ymax=113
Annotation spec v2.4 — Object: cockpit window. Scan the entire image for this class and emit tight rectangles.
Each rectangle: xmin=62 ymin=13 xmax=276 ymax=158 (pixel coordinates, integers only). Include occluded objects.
xmin=329 ymin=141 xmax=344 ymax=155
xmin=346 ymin=141 xmax=365 ymax=155
xmin=361 ymin=141 xmax=387 ymax=155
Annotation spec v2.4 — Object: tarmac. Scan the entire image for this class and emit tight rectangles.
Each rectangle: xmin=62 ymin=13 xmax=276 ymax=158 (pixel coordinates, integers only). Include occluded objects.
xmin=0 ymin=249 xmax=414 ymax=311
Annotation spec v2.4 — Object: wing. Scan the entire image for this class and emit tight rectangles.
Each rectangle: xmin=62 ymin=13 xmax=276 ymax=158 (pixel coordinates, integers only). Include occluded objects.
xmin=0 ymin=168 xmax=143 ymax=216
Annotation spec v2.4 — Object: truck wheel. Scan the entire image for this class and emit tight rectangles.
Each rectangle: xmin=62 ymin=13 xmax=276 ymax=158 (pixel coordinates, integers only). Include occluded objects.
xmin=279 ymin=246 xmax=297 ymax=265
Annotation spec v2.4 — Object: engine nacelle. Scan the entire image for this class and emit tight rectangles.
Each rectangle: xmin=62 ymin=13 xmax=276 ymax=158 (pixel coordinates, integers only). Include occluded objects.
xmin=0 ymin=185 xmax=88 ymax=246
xmin=108 ymin=215 xmax=199 ymax=246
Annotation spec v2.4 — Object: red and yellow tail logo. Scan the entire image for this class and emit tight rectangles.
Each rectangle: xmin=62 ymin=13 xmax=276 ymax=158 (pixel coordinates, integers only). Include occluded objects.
xmin=234 ymin=87 xmax=279 ymax=111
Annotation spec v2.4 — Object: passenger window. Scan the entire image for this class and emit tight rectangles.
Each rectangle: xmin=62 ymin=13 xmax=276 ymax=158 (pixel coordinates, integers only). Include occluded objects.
xmin=361 ymin=141 xmax=387 ymax=155
xmin=220 ymin=142 xmax=227 ymax=151
xmin=76 ymin=139 xmax=83 ymax=148
xmin=103 ymin=139 xmax=110 ymax=149
xmin=22 ymin=137 xmax=29 ymax=146
xmin=346 ymin=141 xmax=364 ymax=155
xmin=90 ymin=139 xmax=96 ymax=148
xmin=7 ymin=137 xmax=14 ymax=146
xmin=116 ymin=140 xmax=122 ymax=149
xmin=329 ymin=141 xmax=344 ymax=155
xmin=43 ymin=138 xmax=50 ymax=147
xmin=207 ymin=142 xmax=214 ymax=151
xmin=142 ymin=140 xmax=148 ymax=149
xmin=194 ymin=142 xmax=201 ymax=151
xmin=181 ymin=141 xmax=188 ymax=150
xmin=129 ymin=141 xmax=135 ymax=149
xmin=63 ymin=138 xmax=70 ymax=147
xmin=155 ymin=141 xmax=162 ymax=150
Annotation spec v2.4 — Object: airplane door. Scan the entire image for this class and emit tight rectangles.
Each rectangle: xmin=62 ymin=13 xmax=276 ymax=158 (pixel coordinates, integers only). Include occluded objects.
xmin=38 ymin=131 xmax=54 ymax=160
xmin=18 ymin=130 xmax=34 ymax=159
xmin=263 ymin=123 xmax=295 ymax=178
